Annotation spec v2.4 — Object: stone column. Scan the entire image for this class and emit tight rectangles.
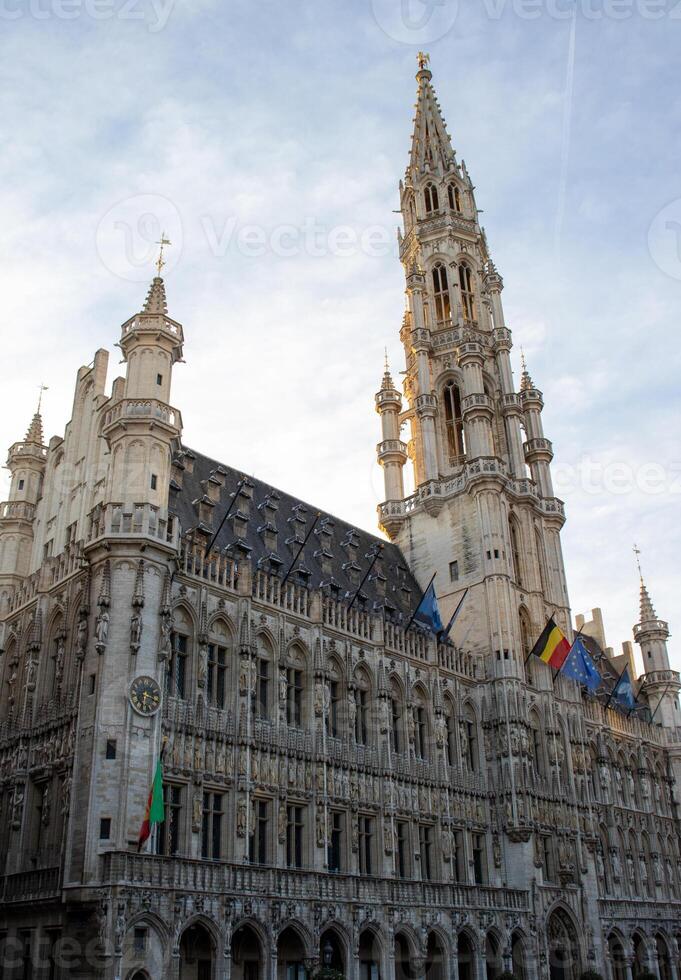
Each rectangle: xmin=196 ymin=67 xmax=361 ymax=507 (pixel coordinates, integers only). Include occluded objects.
xmin=269 ymin=944 xmax=278 ymax=980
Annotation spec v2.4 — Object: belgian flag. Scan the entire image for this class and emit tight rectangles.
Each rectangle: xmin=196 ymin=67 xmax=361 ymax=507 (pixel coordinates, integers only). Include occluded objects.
xmin=530 ymin=616 xmax=571 ymax=670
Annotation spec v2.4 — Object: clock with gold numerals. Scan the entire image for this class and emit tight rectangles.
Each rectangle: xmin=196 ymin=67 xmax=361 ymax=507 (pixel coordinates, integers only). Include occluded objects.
xmin=129 ymin=676 xmax=162 ymax=716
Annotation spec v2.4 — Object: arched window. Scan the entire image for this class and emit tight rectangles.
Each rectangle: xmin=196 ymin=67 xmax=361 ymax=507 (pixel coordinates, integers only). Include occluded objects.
xmin=509 ymin=516 xmax=524 ymax=587
xmin=458 ymin=264 xmax=475 ymax=322
xmin=447 ymin=183 xmax=462 ymax=212
xmin=254 ymin=634 xmax=273 ymax=719
xmin=326 ymin=659 xmax=342 ymax=737
xmin=354 ymin=668 xmax=371 ymax=745
xmin=207 ymin=619 xmax=231 ymax=710
xmin=519 ymin=608 xmax=532 ymax=659
xmin=443 ymin=381 xmax=465 ymax=465
xmin=529 ymin=711 xmax=544 ymax=776
xmin=535 ymin=527 xmax=548 ymax=596
xmin=432 ymin=263 xmax=451 ymax=323
xmin=424 ymin=183 xmax=439 ymax=214
xmin=390 ymin=680 xmax=403 ymax=754
xmin=286 ymin=645 xmax=306 ymax=728
xmin=461 ymin=704 xmax=478 ymax=772
xmin=167 ymin=608 xmax=192 ymax=699
xmin=444 ymin=700 xmax=456 ymax=767
xmin=413 ymin=690 xmax=429 ymax=760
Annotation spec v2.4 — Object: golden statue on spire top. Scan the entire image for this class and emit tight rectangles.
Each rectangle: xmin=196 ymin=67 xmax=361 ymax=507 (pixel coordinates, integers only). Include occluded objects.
xmin=417 ymin=51 xmax=430 ymax=71
xmin=155 ymin=232 xmax=171 ymax=277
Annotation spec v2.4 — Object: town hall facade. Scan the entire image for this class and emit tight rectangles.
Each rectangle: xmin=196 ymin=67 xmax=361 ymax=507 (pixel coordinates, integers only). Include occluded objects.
xmin=0 ymin=58 xmax=680 ymax=980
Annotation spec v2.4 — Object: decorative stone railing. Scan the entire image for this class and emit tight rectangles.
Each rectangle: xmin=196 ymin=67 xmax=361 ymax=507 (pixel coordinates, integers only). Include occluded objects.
xmin=100 ymin=851 xmax=529 ymax=911
xmin=583 ymin=698 xmax=668 ymax=745
xmin=7 ymin=440 xmax=47 ymax=460
xmin=1 ymin=865 xmax=61 ymax=904
xmin=86 ymin=503 xmax=180 ymax=550
xmin=180 ymin=541 xmax=238 ymax=591
xmin=254 ymin=570 xmax=310 ymax=617
xmin=163 ymin=696 xmax=235 ymax=737
xmin=0 ymin=500 xmax=37 ymax=521
xmin=103 ymin=397 xmax=181 ymax=430
xmin=323 ymin=596 xmax=374 ymax=641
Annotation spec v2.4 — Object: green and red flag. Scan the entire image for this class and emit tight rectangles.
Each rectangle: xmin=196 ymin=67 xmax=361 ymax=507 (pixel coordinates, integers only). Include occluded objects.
xmin=138 ymin=744 xmax=165 ymax=851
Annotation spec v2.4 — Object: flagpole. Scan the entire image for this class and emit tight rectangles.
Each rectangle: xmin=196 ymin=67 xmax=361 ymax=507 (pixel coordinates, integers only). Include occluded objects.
xmin=280 ymin=512 xmax=321 ymax=588
xmin=404 ymin=572 xmax=437 ymax=633
xmin=603 ymin=663 xmax=629 ymax=711
xmin=649 ymin=682 xmax=672 ymax=725
xmin=204 ymin=477 xmax=245 ymax=557
xmin=346 ymin=544 xmax=383 ymax=612
xmin=441 ymin=588 xmax=469 ymax=643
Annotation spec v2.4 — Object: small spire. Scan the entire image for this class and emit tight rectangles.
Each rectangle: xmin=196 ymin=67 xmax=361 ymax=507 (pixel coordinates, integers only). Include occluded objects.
xmin=634 ymin=545 xmax=657 ymax=622
xmin=25 ymin=412 xmax=44 ymax=446
xmin=381 ymin=349 xmax=394 ymax=390
xmin=520 ymin=348 xmax=535 ymax=392
xmin=141 ymin=276 xmax=169 ymax=316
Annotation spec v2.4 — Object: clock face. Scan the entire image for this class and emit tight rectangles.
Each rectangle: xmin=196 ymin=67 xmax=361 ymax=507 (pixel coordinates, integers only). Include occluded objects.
xmin=129 ymin=676 xmax=162 ymax=716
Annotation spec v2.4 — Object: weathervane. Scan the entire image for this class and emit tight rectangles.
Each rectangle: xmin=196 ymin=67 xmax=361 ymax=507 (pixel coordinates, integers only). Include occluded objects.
xmin=633 ymin=543 xmax=643 ymax=582
xmin=37 ymin=383 xmax=48 ymax=414
xmin=155 ymin=232 xmax=171 ymax=277
xmin=417 ymin=51 xmax=430 ymax=70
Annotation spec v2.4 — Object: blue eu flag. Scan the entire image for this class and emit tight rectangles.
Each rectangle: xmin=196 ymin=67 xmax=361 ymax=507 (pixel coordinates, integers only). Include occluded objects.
xmin=561 ymin=637 xmax=602 ymax=692
xmin=413 ymin=582 xmax=444 ymax=635
xmin=613 ymin=666 xmax=636 ymax=710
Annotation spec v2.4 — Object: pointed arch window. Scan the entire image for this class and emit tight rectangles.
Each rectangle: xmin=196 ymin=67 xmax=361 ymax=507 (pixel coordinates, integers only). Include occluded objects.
xmin=509 ymin=516 xmax=524 ymax=587
xmin=443 ymin=381 xmax=465 ymax=465
xmin=462 ymin=704 xmax=478 ymax=772
xmin=424 ymin=183 xmax=439 ymax=214
xmin=432 ymin=263 xmax=451 ymax=324
xmin=447 ymin=183 xmax=462 ymax=212
xmin=458 ymin=264 xmax=475 ymax=322
xmin=390 ymin=681 xmax=403 ymax=754
xmin=445 ymin=705 xmax=456 ymax=767
xmin=535 ymin=527 xmax=548 ymax=596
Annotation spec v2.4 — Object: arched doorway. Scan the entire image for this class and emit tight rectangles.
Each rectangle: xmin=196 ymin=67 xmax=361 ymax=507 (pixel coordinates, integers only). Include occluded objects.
xmin=425 ymin=932 xmax=446 ymax=980
xmin=319 ymin=929 xmax=345 ymax=975
xmin=395 ymin=932 xmax=415 ymax=980
xmin=180 ymin=923 xmax=215 ymax=980
xmin=511 ymin=932 xmax=527 ymax=980
xmin=457 ymin=933 xmax=476 ymax=980
xmin=278 ymin=926 xmax=307 ymax=980
xmin=546 ymin=908 xmax=580 ymax=980
xmin=232 ymin=923 xmax=265 ymax=980
xmin=485 ymin=934 xmax=502 ymax=980
xmin=632 ymin=934 xmax=649 ymax=979
xmin=607 ymin=933 xmax=627 ymax=980
xmin=130 ymin=973 xmax=149 ymax=980
xmin=656 ymin=935 xmax=672 ymax=980
xmin=358 ymin=927 xmax=381 ymax=980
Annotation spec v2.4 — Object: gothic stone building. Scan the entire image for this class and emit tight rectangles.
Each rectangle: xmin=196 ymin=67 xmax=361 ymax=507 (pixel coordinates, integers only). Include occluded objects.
xmin=0 ymin=59 xmax=680 ymax=980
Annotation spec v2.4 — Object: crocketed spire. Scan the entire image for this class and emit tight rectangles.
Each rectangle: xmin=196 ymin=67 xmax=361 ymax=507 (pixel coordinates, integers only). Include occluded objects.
xmin=141 ymin=276 xmax=169 ymax=316
xmin=639 ymin=578 xmax=658 ymax=624
xmin=24 ymin=412 xmax=44 ymax=446
xmin=408 ymin=53 xmax=458 ymax=177
xmin=520 ymin=349 xmax=535 ymax=392
xmin=380 ymin=349 xmax=394 ymax=391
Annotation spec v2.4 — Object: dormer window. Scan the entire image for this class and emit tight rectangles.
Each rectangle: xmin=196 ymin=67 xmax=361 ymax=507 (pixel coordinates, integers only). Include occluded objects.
xmin=432 ymin=263 xmax=451 ymax=324
xmin=424 ymin=183 xmax=439 ymax=214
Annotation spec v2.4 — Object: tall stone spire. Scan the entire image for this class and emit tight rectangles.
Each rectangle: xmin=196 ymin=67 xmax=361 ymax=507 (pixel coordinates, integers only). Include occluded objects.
xmin=141 ymin=276 xmax=169 ymax=317
xmin=407 ymin=52 xmax=458 ymax=178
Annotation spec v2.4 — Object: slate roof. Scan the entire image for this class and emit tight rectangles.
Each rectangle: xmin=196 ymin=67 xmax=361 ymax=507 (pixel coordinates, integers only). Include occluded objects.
xmin=169 ymin=446 xmax=424 ymax=624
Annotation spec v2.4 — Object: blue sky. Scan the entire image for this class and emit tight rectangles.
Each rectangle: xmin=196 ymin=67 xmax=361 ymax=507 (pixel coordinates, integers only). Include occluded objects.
xmin=1 ymin=0 xmax=680 ymax=671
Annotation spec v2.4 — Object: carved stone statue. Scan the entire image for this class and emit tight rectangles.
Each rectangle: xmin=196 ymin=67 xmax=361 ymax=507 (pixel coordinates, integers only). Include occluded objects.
xmin=76 ymin=617 xmax=88 ymax=660
xmin=95 ymin=609 xmax=109 ymax=649
xmin=130 ymin=611 xmax=143 ymax=652
xmin=192 ymin=790 xmax=202 ymax=833
xmin=435 ymin=715 xmax=447 ymax=747
xmin=314 ymin=680 xmax=324 ymax=717
xmin=158 ymin=613 xmax=172 ymax=663
xmin=237 ymin=799 xmax=247 ymax=837
xmin=278 ymin=801 xmax=287 ymax=842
